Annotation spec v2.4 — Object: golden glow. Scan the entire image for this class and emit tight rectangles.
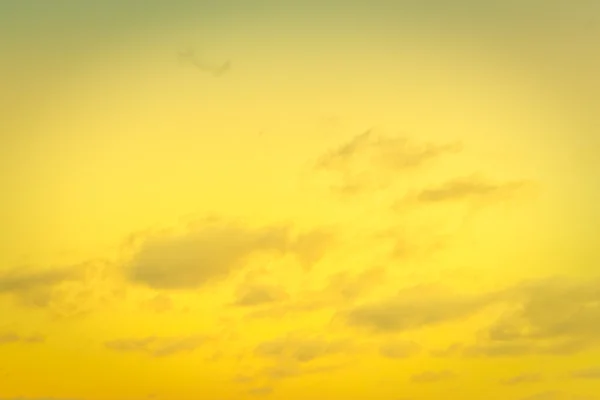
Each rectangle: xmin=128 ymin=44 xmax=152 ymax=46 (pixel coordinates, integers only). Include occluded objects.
xmin=1 ymin=5 xmax=599 ymax=400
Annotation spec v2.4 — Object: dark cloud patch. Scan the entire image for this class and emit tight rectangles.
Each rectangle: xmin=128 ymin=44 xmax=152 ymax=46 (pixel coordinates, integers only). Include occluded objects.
xmin=501 ymin=373 xmax=543 ymax=385
xmin=0 ymin=332 xmax=45 ymax=345
xmin=411 ymin=370 xmax=456 ymax=383
xmin=126 ymin=220 xmax=333 ymax=290
xmin=571 ymin=367 xmax=600 ymax=380
xmin=344 ymin=284 xmax=498 ymax=333
xmin=234 ymin=284 xmax=287 ymax=307
xmin=104 ymin=334 xmax=206 ymax=357
xmin=414 ymin=176 xmax=531 ymax=203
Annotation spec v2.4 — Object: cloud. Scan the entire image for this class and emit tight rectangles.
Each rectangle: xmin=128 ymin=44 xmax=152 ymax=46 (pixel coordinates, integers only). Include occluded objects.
xmin=0 ymin=260 xmax=126 ymax=317
xmin=0 ymin=266 xmax=80 ymax=307
xmin=140 ymin=294 xmax=173 ymax=313
xmin=344 ymin=284 xmax=498 ymax=333
xmin=501 ymin=373 xmax=544 ymax=385
xmin=379 ymin=340 xmax=421 ymax=359
xmin=412 ymin=176 xmax=531 ymax=203
xmin=521 ymin=392 xmax=563 ymax=400
xmin=233 ymin=284 xmax=288 ymax=307
xmin=126 ymin=219 xmax=333 ymax=290
xmin=104 ymin=334 xmax=206 ymax=357
xmin=315 ymin=130 xmax=462 ymax=196
xmin=571 ymin=367 xmax=600 ymax=380
xmin=327 ymin=266 xmax=387 ymax=301
xmin=248 ymin=386 xmax=273 ymax=396
xmin=410 ymin=370 xmax=456 ymax=383
xmin=246 ymin=266 xmax=388 ymax=320
xmin=317 ymin=130 xmax=461 ymax=172
xmin=254 ymin=335 xmax=350 ymax=364
xmin=0 ymin=398 xmax=82 ymax=400
xmin=434 ymin=276 xmax=600 ymax=358
xmin=0 ymin=332 xmax=45 ymax=345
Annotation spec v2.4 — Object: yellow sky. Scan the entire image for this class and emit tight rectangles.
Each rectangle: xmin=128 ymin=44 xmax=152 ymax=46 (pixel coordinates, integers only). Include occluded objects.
xmin=1 ymin=4 xmax=599 ymax=400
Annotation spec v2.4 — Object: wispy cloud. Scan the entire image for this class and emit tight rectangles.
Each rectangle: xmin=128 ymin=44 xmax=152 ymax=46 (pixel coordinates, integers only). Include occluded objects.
xmin=0 ymin=332 xmax=45 ymax=345
xmin=104 ymin=334 xmax=206 ymax=358
xmin=501 ymin=373 xmax=544 ymax=385
xmin=344 ymin=284 xmax=498 ymax=333
xmin=411 ymin=370 xmax=456 ymax=383
xmin=315 ymin=130 xmax=462 ymax=196
xmin=571 ymin=367 xmax=600 ymax=380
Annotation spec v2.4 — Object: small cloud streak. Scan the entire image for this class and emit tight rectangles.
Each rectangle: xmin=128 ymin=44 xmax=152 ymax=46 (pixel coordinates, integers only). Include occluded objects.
xmin=0 ymin=332 xmax=45 ymax=345
xmin=414 ymin=176 xmax=531 ymax=203
xmin=233 ymin=284 xmax=287 ymax=307
xmin=501 ymin=373 xmax=544 ymax=385
xmin=411 ymin=370 xmax=456 ymax=383
xmin=571 ymin=367 xmax=600 ymax=380
xmin=379 ymin=340 xmax=421 ymax=359
xmin=344 ymin=284 xmax=498 ymax=333
xmin=140 ymin=294 xmax=173 ymax=313
xmin=104 ymin=334 xmax=206 ymax=357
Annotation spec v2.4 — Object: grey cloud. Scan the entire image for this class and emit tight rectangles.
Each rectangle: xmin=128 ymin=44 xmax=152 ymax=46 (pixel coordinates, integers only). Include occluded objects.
xmin=571 ymin=367 xmax=600 ymax=380
xmin=414 ymin=176 xmax=530 ymax=203
xmin=501 ymin=373 xmax=543 ymax=385
xmin=0 ymin=332 xmax=45 ymax=345
xmin=126 ymin=220 xmax=333 ymax=290
xmin=345 ymin=284 xmax=498 ymax=333
xmin=379 ymin=340 xmax=421 ymax=359
xmin=104 ymin=334 xmax=205 ymax=357
xmin=411 ymin=370 xmax=456 ymax=383
xmin=234 ymin=284 xmax=287 ymax=307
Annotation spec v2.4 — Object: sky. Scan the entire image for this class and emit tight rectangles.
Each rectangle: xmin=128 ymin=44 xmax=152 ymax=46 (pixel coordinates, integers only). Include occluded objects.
xmin=0 ymin=1 xmax=599 ymax=400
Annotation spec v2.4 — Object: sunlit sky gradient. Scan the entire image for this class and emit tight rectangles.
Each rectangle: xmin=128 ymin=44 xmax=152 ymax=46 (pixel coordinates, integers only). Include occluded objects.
xmin=1 ymin=2 xmax=599 ymax=400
